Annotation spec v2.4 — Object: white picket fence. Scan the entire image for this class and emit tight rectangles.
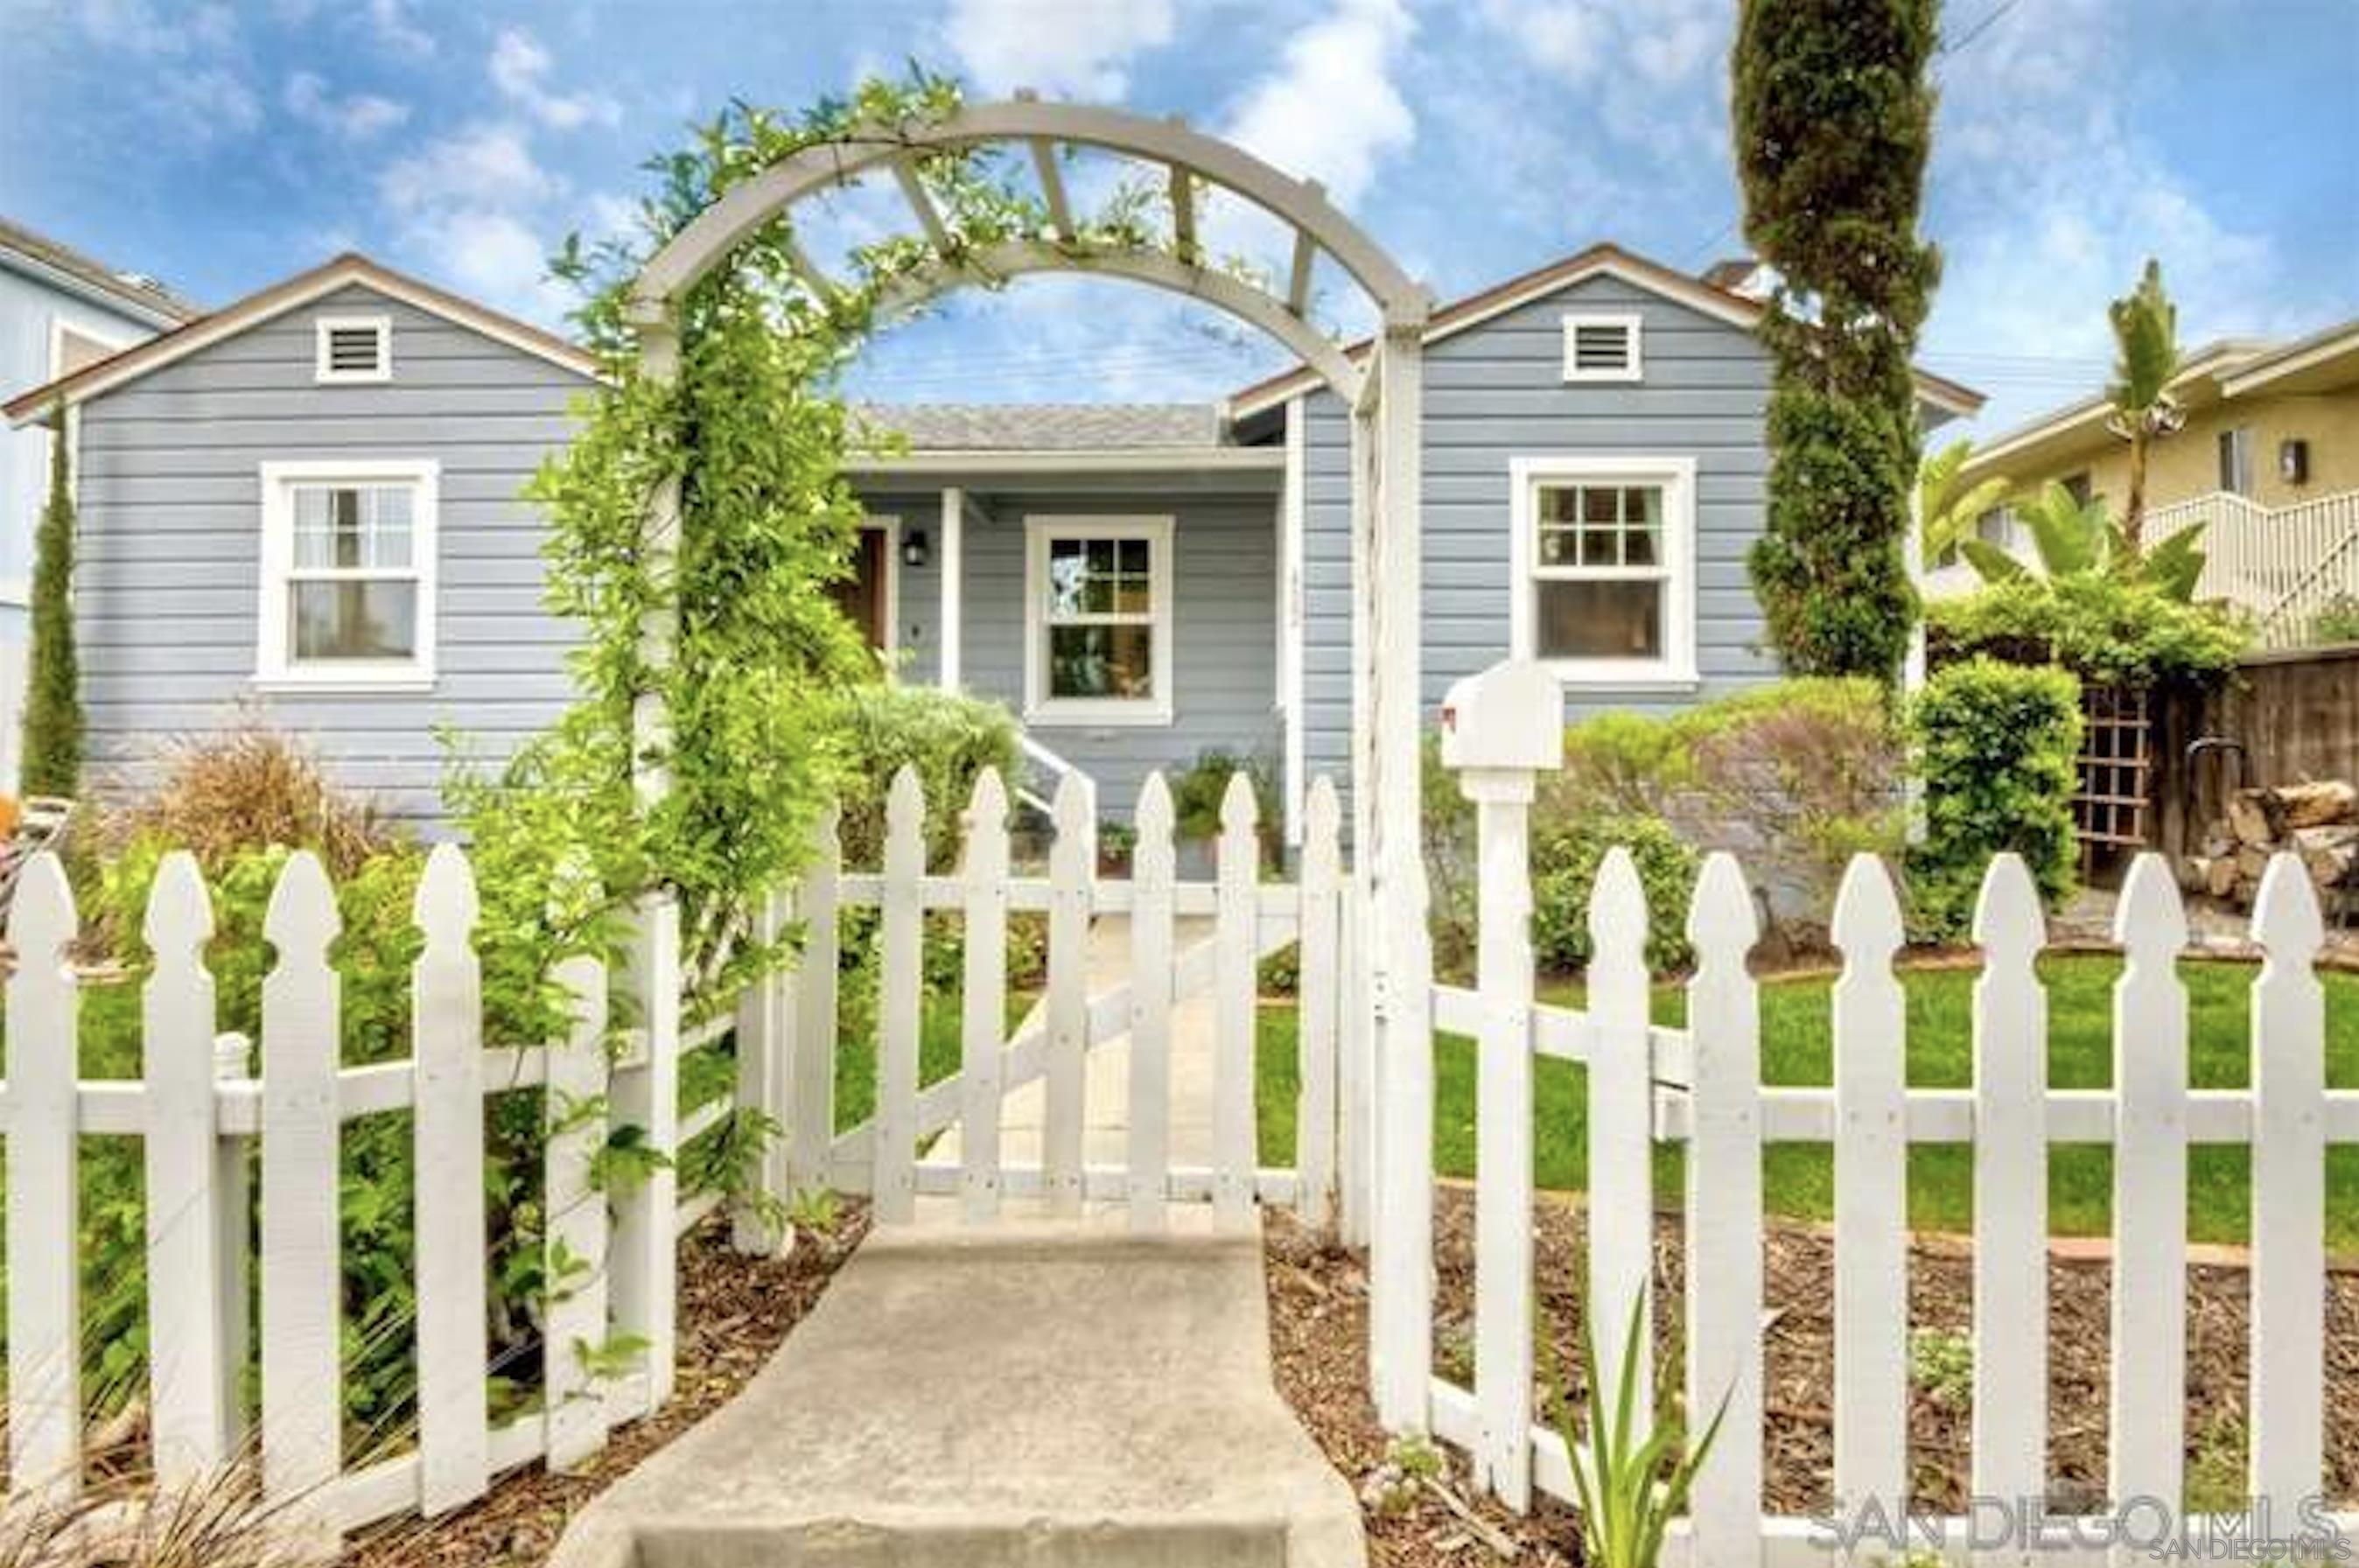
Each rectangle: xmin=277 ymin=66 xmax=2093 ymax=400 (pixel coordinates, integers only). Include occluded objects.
xmin=732 ymin=764 xmax=1354 ymax=1233
xmin=1389 ymin=679 xmax=2359 ymax=1563
xmin=0 ymin=844 xmax=691 ymax=1541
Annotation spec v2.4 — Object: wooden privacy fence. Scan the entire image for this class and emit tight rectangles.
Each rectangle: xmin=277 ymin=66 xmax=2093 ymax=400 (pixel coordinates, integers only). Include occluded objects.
xmin=0 ymin=844 xmax=694 ymax=1542
xmin=728 ymin=763 xmax=1358 ymax=1235
xmin=1396 ymin=679 xmax=2359 ymax=1563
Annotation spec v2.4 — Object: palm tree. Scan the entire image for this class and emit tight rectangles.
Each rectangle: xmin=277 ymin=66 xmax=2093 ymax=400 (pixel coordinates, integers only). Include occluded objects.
xmin=2105 ymin=259 xmax=2187 ymax=553
xmin=1918 ymin=438 xmax=2012 ymax=567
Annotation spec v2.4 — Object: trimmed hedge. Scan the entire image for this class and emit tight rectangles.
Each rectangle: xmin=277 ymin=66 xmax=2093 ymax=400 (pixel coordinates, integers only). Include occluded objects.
xmin=1907 ymin=657 xmax=2082 ymax=939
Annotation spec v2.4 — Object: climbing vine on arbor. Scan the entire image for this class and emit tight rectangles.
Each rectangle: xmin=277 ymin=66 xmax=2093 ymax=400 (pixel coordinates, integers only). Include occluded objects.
xmin=450 ymin=71 xmax=1236 ymax=1027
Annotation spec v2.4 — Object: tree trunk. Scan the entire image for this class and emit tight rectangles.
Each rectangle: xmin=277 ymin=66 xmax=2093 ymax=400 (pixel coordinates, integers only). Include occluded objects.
xmin=2123 ymin=427 xmax=2148 ymax=553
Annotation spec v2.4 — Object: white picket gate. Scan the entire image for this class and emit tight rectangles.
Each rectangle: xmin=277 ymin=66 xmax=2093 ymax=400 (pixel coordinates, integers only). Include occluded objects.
xmin=1387 ymin=660 xmax=2359 ymax=1564
xmin=0 ymin=844 xmax=690 ymax=1539
xmin=731 ymin=763 xmax=1354 ymax=1232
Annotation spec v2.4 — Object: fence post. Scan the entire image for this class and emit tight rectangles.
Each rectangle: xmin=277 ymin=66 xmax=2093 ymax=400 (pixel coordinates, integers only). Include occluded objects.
xmin=1587 ymin=847 xmax=1654 ymax=1440
xmin=412 ymin=844 xmax=488 ymax=1516
xmin=1213 ymin=773 xmax=1262 ymax=1227
xmin=143 ymin=851 xmax=232 ymax=1489
xmin=960 ymin=768 xmax=1012 ymax=1222
xmin=2111 ymin=854 xmax=2189 ymax=1541
xmin=1830 ymin=855 xmax=1909 ymax=1533
xmin=1130 ymin=773 xmax=1178 ymax=1233
xmin=876 ymin=768 xmax=926 ymax=1224
xmin=1684 ymin=854 xmax=1762 ymax=1566
xmin=214 ymin=1033 xmax=253 ymax=1460
xmin=784 ymin=807 xmax=842 ymax=1200
xmin=1044 ymin=775 xmax=1094 ymax=1219
xmin=611 ymin=892 xmax=681 ymax=1416
xmin=2249 ymin=855 xmax=2326 ymax=1521
xmin=1440 ymin=659 xmax=1563 ymax=1506
xmin=1971 ymin=854 xmax=2048 ymax=1561
xmin=6 ymin=855 xmax=81 ymax=1501
xmin=1294 ymin=777 xmax=1344 ymax=1234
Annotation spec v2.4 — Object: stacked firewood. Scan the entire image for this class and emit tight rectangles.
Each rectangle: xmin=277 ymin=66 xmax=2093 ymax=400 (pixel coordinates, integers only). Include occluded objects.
xmin=2183 ymin=779 xmax=2359 ymax=907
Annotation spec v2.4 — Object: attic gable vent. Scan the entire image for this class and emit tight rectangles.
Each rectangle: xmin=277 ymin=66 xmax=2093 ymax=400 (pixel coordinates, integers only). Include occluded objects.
xmin=1561 ymin=312 xmax=1643 ymax=383
xmin=315 ymin=315 xmax=392 ymax=383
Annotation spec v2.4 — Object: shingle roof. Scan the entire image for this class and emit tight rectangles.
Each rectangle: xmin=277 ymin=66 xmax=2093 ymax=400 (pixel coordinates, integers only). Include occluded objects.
xmin=0 ymin=215 xmax=199 ymax=324
xmin=858 ymin=403 xmax=1224 ymax=451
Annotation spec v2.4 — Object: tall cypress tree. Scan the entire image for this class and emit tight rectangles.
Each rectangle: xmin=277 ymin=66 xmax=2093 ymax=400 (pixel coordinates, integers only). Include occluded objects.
xmin=20 ymin=404 xmax=83 ymax=798
xmin=1733 ymin=0 xmax=1942 ymax=684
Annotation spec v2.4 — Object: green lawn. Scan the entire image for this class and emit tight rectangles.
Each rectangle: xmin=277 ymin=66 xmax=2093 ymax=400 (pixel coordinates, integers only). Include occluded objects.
xmin=1258 ymin=955 xmax=2359 ymax=1250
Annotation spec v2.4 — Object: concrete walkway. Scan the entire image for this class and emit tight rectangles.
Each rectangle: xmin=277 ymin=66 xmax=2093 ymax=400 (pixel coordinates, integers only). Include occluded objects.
xmin=549 ymin=918 xmax=1363 ymax=1568
xmin=548 ymin=1218 xmax=1362 ymax=1568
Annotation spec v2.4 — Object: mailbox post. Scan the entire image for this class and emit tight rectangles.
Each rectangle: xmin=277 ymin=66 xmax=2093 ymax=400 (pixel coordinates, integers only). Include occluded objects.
xmin=1438 ymin=658 xmax=1562 ymax=1505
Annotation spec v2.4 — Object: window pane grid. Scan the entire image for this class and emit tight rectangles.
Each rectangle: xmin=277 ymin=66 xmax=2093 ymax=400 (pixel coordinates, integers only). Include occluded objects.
xmin=1533 ymin=482 xmax=1666 ymax=578
xmin=1526 ymin=473 xmax=1676 ymax=667
xmin=271 ymin=476 xmax=428 ymax=671
xmin=1040 ymin=529 xmax=1161 ymax=704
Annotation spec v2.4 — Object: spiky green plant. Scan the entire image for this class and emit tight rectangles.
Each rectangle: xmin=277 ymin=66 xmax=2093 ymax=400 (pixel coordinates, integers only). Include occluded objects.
xmin=1918 ymin=438 xmax=2012 ymax=567
xmin=2104 ymin=258 xmax=2186 ymax=552
xmin=1960 ymin=480 xmax=2207 ymax=601
xmin=1560 ymin=1293 xmax=1730 ymax=1568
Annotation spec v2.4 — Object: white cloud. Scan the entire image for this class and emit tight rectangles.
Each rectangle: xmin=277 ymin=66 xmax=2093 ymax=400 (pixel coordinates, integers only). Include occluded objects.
xmin=77 ymin=0 xmax=238 ymax=54
xmin=944 ymin=0 xmax=1175 ymax=100
xmin=1471 ymin=0 xmax=1724 ymax=158
xmin=488 ymin=26 xmax=620 ymax=131
xmin=284 ymin=71 xmax=410 ymax=139
xmin=1222 ymin=0 xmax=1417 ymax=206
xmin=158 ymin=66 xmax=263 ymax=142
xmin=366 ymin=0 xmax=435 ymax=59
xmin=377 ymin=123 xmax=567 ymax=317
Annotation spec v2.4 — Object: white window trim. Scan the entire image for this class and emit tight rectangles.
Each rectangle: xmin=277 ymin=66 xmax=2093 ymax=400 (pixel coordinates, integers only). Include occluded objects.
xmin=1508 ymin=453 xmax=1699 ymax=690
xmin=1561 ymin=311 xmax=1645 ymax=383
xmin=1022 ymin=514 xmax=1176 ymax=728
xmin=256 ymin=458 xmax=439 ymax=691
xmin=314 ymin=314 xmax=393 ymax=384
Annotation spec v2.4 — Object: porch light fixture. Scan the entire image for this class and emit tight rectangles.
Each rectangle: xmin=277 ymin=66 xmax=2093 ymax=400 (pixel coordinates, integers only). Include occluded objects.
xmin=901 ymin=528 xmax=930 ymax=568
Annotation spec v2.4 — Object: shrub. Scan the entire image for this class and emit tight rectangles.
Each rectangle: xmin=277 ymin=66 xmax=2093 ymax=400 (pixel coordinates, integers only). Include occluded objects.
xmin=1925 ymin=572 xmax=2246 ymax=688
xmin=1531 ymin=812 xmax=1700 ymax=975
xmin=19 ymin=403 xmax=80 ymax=798
xmin=1907 ymin=657 xmax=2082 ymax=939
xmin=1170 ymin=747 xmax=1280 ymax=854
xmin=830 ymin=683 xmax=1022 ymax=871
xmin=92 ymin=727 xmax=395 ymax=885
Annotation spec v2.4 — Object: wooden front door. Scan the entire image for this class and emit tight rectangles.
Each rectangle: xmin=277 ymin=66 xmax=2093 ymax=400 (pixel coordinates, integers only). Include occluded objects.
xmin=831 ymin=528 xmax=889 ymax=652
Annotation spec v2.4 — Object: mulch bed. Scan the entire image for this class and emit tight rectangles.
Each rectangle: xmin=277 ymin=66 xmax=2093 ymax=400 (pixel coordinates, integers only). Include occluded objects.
xmin=346 ymin=1203 xmax=869 ymax=1567
xmin=1267 ymin=1189 xmax=2359 ymax=1566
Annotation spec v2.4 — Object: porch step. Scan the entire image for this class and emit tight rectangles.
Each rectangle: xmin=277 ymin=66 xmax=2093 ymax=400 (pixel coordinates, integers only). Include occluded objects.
xmin=549 ymin=1213 xmax=1362 ymax=1568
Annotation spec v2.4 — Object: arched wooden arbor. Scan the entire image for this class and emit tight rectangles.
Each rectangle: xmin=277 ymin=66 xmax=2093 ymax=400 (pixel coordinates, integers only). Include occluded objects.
xmin=627 ymin=99 xmax=1438 ymax=1425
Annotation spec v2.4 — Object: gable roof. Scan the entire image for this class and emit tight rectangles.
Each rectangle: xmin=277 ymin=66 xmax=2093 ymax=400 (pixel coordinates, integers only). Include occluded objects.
xmin=1225 ymin=241 xmax=1984 ymax=421
xmin=4 ymin=252 xmax=599 ymax=425
xmin=0 ymin=215 xmax=199 ymax=328
xmin=2217 ymin=315 xmax=2359 ymax=400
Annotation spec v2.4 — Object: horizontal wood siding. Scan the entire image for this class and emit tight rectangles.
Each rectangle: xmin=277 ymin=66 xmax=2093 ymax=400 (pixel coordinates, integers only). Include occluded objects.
xmin=74 ymin=283 xmax=590 ymax=826
xmin=955 ymin=490 xmax=1280 ymax=819
xmin=1300 ymin=272 xmax=1778 ymax=803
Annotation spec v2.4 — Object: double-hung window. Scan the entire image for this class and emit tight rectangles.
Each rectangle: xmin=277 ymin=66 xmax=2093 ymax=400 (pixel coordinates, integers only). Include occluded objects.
xmin=256 ymin=459 xmax=438 ymax=688
xmin=1023 ymin=516 xmax=1174 ymax=725
xmin=1509 ymin=455 xmax=1697 ymax=687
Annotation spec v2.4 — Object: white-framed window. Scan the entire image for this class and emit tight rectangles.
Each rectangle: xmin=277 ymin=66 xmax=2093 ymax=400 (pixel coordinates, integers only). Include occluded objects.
xmin=2218 ymin=426 xmax=2255 ymax=497
xmin=314 ymin=315 xmax=392 ymax=383
xmin=1561 ymin=312 xmax=1644 ymax=382
xmin=1508 ymin=454 xmax=1698 ymax=688
xmin=1023 ymin=515 xmax=1174 ymax=726
xmin=256 ymin=459 xmax=438 ymax=689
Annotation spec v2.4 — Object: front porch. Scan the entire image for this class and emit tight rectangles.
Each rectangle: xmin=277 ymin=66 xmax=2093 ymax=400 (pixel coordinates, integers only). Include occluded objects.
xmin=844 ymin=407 xmax=1296 ymax=827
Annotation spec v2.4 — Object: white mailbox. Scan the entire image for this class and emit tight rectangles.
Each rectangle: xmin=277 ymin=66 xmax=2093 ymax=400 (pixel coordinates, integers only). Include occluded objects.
xmin=1439 ymin=659 xmax=1564 ymax=776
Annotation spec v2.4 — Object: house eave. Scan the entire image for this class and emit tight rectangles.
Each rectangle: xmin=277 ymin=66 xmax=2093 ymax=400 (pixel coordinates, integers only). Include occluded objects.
xmin=843 ymin=446 xmax=1284 ymax=477
xmin=0 ymin=247 xmax=191 ymax=332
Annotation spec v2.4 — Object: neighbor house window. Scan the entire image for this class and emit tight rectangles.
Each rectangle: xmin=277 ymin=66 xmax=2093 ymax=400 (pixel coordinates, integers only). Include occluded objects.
xmin=314 ymin=315 xmax=392 ymax=383
xmin=256 ymin=459 xmax=437 ymax=686
xmin=1509 ymin=455 xmax=1697 ymax=686
xmin=2218 ymin=426 xmax=2255 ymax=496
xmin=1023 ymin=516 xmax=1173 ymax=725
xmin=1561 ymin=312 xmax=1644 ymax=382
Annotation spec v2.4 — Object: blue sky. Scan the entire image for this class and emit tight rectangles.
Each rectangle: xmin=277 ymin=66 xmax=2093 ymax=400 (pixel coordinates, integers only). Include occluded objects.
xmin=4 ymin=0 xmax=2356 ymax=438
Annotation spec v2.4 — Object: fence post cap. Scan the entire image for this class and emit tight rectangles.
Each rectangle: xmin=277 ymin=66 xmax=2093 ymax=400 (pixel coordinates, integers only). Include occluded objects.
xmin=1438 ymin=659 xmax=1563 ymax=775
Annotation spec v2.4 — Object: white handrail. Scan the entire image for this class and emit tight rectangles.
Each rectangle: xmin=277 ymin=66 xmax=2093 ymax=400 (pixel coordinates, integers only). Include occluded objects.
xmin=1017 ymin=732 xmax=1096 ymax=819
xmin=2146 ymin=488 xmax=2359 ymax=643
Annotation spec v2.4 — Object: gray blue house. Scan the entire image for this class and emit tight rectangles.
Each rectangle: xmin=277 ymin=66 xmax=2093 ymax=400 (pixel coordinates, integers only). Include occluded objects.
xmin=0 ymin=218 xmax=194 ymax=788
xmin=4 ymin=244 xmax=1979 ymax=836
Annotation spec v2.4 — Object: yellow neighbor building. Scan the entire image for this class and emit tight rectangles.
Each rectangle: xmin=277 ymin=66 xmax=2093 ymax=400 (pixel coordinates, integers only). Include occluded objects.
xmin=1935 ymin=317 xmax=2359 ymax=647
